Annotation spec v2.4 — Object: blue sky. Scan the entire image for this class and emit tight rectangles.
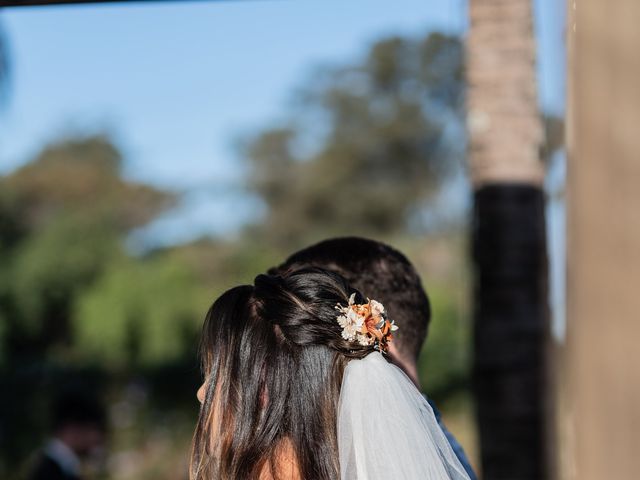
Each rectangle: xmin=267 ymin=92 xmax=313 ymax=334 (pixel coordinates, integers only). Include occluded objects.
xmin=0 ymin=0 xmax=565 ymax=243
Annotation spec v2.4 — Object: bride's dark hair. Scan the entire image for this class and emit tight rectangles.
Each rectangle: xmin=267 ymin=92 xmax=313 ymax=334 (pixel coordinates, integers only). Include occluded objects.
xmin=190 ymin=267 xmax=375 ymax=480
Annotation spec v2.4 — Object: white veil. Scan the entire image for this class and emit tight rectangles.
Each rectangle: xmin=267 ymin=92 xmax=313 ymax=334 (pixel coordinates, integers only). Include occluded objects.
xmin=337 ymin=352 xmax=471 ymax=480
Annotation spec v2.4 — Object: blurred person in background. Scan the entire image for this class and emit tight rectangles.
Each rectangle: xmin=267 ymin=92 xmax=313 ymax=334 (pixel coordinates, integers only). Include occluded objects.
xmin=27 ymin=392 xmax=107 ymax=480
xmin=270 ymin=237 xmax=477 ymax=479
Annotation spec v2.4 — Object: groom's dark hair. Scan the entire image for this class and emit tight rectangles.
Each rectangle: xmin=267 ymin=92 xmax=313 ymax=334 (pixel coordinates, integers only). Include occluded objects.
xmin=269 ymin=237 xmax=431 ymax=362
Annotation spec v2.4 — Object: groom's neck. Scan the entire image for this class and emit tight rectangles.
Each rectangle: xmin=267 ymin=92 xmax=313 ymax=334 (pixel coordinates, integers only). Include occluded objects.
xmin=389 ymin=346 xmax=421 ymax=388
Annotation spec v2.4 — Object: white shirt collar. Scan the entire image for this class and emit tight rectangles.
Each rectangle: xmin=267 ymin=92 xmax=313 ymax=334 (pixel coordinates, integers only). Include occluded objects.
xmin=45 ymin=438 xmax=81 ymax=477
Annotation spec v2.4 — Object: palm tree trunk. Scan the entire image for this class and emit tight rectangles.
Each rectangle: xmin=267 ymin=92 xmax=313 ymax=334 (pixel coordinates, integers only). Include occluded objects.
xmin=466 ymin=1 xmax=550 ymax=478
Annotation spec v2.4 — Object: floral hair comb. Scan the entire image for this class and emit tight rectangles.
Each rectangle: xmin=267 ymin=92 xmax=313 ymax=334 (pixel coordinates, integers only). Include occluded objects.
xmin=335 ymin=293 xmax=398 ymax=354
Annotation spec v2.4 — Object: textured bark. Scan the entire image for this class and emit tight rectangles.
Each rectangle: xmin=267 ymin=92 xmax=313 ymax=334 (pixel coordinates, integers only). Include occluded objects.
xmin=466 ymin=1 xmax=550 ymax=478
xmin=567 ymin=0 xmax=640 ymax=478
xmin=466 ymin=0 xmax=544 ymax=186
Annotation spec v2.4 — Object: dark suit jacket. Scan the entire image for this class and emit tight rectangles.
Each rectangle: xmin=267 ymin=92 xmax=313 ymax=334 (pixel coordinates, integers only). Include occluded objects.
xmin=28 ymin=454 xmax=82 ymax=480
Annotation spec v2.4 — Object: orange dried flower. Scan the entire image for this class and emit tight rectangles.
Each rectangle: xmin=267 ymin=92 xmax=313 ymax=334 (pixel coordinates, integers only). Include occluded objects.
xmin=335 ymin=294 xmax=398 ymax=353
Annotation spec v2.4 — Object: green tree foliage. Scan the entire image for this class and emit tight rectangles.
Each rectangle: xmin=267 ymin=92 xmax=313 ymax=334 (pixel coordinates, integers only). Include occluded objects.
xmin=0 ymin=135 xmax=176 ymax=365
xmin=243 ymin=33 xmax=465 ymax=248
xmin=1 ymin=135 xmax=175 ymax=233
xmin=10 ymin=216 xmax=121 ymax=350
xmin=542 ymin=114 xmax=565 ymax=165
xmin=73 ymin=257 xmax=208 ymax=369
xmin=418 ymin=285 xmax=471 ymax=400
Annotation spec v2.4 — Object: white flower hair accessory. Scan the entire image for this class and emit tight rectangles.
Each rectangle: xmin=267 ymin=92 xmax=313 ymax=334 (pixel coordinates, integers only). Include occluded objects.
xmin=335 ymin=293 xmax=398 ymax=353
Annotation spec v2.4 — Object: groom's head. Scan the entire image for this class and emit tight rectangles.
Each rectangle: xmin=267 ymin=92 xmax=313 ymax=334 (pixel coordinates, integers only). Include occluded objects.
xmin=270 ymin=237 xmax=431 ymax=377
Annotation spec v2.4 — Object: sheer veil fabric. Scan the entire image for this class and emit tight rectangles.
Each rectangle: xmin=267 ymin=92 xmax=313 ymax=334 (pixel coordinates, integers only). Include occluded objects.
xmin=337 ymin=352 xmax=471 ymax=480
